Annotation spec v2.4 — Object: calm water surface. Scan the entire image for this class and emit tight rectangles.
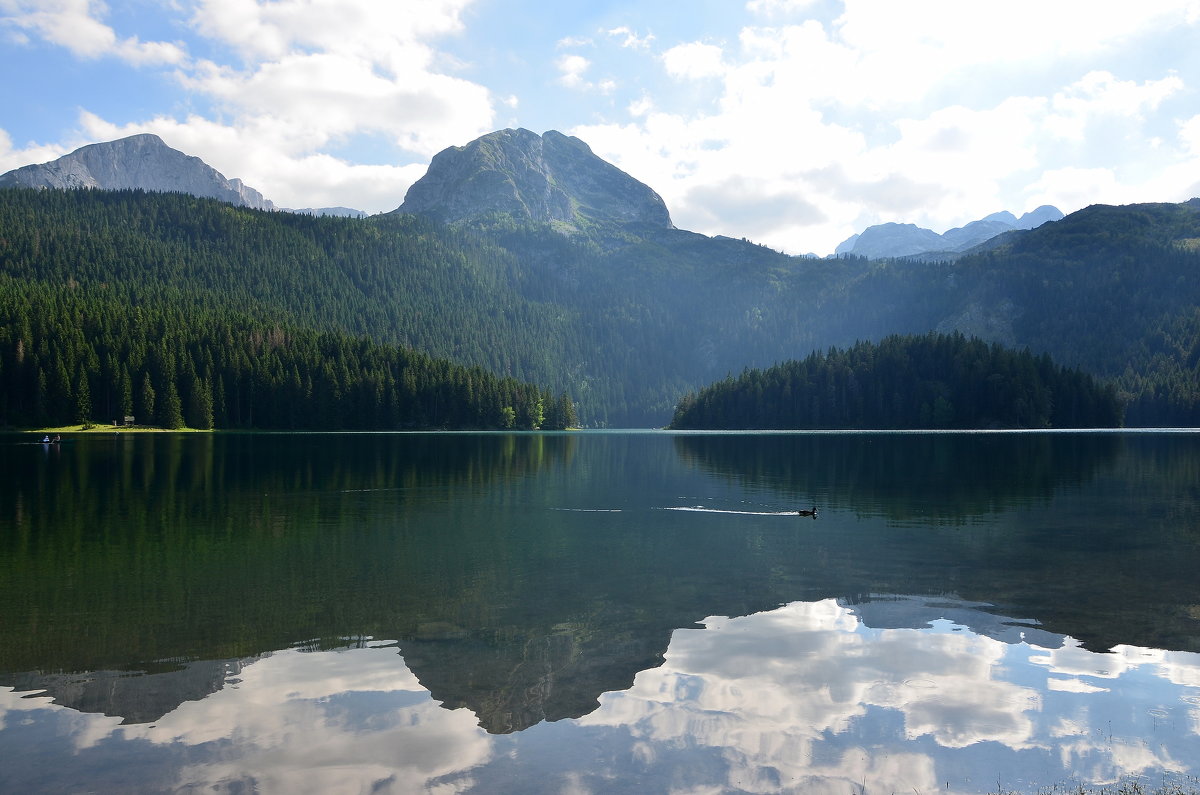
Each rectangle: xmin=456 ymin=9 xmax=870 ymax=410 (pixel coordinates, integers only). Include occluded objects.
xmin=1 ymin=430 xmax=1199 ymax=793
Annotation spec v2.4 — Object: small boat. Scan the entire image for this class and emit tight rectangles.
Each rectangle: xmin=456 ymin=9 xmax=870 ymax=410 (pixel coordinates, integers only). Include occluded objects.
xmin=797 ymin=506 xmax=818 ymax=518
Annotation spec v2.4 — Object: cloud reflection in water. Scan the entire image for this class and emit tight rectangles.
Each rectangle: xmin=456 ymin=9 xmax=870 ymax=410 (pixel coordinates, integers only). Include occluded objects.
xmin=2 ymin=598 xmax=1199 ymax=794
xmin=582 ymin=597 xmax=1199 ymax=793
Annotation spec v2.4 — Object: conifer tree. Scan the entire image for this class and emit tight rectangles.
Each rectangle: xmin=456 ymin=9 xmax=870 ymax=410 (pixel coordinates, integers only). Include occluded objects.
xmin=74 ymin=370 xmax=91 ymax=425
xmin=138 ymin=373 xmax=156 ymax=426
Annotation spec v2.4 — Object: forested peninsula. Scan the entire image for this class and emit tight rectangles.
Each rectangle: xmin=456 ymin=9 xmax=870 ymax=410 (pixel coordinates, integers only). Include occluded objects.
xmin=669 ymin=333 xmax=1123 ymax=430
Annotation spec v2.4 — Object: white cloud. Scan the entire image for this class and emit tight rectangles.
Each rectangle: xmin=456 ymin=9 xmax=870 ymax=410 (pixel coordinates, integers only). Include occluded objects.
xmin=1025 ymin=167 xmax=1124 ymax=211
xmin=833 ymin=0 xmax=1190 ymax=79
xmin=188 ymin=0 xmax=469 ymax=65
xmin=180 ymin=0 xmax=494 ymax=157
xmin=746 ymin=0 xmax=820 ymax=15
xmin=0 ymin=128 xmax=74 ymax=174
xmin=177 ymin=48 xmax=493 ymax=158
xmin=628 ymin=95 xmax=654 ymax=118
xmin=1045 ymin=71 xmax=1184 ymax=142
xmin=556 ymin=52 xmax=616 ymax=93
xmin=0 ymin=0 xmax=185 ymax=64
xmin=556 ymin=35 xmax=592 ymax=48
xmin=1179 ymin=115 xmax=1200 ymax=155
xmin=662 ymin=42 xmax=726 ymax=80
xmin=556 ymin=53 xmax=592 ymax=89
xmin=606 ymin=25 xmax=654 ymax=49
xmin=855 ymin=98 xmax=1045 ymax=223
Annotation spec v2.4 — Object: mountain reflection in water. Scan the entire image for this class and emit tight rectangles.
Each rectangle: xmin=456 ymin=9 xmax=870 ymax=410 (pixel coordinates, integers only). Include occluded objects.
xmin=3 ymin=596 xmax=1198 ymax=794
xmin=1 ymin=430 xmax=1199 ymax=793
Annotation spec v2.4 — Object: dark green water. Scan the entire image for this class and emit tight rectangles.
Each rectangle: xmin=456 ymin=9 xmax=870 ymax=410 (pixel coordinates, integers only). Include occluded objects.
xmin=1 ymin=430 xmax=1198 ymax=793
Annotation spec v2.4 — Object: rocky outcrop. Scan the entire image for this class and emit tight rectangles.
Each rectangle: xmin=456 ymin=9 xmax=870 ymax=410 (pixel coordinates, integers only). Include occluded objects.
xmin=395 ymin=128 xmax=673 ymax=233
xmin=0 ymin=133 xmax=276 ymax=210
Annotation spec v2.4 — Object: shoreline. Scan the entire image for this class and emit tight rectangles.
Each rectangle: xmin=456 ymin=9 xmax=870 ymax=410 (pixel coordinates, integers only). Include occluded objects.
xmin=16 ymin=424 xmax=210 ymax=434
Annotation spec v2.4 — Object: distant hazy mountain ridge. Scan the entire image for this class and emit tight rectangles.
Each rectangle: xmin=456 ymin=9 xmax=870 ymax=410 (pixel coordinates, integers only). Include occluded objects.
xmin=395 ymin=128 xmax=674 ymax=234
xmin=0 ymin=134 xmax=277 ymax=210
xmin=837 ymin=206 xmax=1064 ymax=259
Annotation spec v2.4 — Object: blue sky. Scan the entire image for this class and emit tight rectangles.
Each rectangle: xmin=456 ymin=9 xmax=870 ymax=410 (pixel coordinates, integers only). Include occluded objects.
xmin=3 ymin=0 xmax=1200 ymax=254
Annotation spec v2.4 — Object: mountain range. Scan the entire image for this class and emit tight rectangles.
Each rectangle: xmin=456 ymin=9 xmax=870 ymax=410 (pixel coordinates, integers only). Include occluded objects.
xmin=3 ymin=132 xmax=1055 ymax=256
xmin=834 ymin=206 xmax=1065 ymax=259
xmin=2 ymin=128 xmax=1199 ymax=427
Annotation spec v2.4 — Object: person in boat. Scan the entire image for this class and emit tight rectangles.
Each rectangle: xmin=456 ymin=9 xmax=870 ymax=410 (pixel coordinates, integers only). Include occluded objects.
xmin=53 ymin=434 xmax=61 ymax=443
xmin=41 ymin=435 xmax=50 ymax=443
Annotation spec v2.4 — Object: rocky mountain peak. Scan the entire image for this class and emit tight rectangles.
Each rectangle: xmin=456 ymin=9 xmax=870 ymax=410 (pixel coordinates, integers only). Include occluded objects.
xmin=0 ymin=134 xmax=275 ymax=210
xmin=395 ymin=128 xmax=673 ymax=233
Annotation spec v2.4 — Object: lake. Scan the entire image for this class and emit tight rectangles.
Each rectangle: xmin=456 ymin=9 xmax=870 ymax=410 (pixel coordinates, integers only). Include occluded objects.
xmin=1 ymin=430 xmax=1199 ymax=794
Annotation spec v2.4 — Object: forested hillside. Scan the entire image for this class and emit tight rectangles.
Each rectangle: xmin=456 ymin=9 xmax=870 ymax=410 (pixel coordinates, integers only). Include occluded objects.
xmin=0 ymin=188 xmax=571 ymax=377
xmin=816 ymin=200 xmax=1200 ymax=425
xmin=459 ymin=201 xmax=1200 ymax=425
xmin=2 ymin=186 xmax=1199 ymax=427
xmin=0 ymin=188 xmax=824 ymax=425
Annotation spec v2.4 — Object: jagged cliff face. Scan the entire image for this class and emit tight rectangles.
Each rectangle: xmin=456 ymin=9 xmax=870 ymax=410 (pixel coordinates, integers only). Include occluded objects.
xmin=0 ymin=134 xmax=275 ymax=210
xmin=396 ymin=128 xmax=673 ymax=233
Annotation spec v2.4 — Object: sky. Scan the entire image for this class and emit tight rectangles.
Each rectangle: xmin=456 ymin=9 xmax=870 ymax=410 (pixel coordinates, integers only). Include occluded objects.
xmin=2 ymin=0 xmax=1200 ymax=255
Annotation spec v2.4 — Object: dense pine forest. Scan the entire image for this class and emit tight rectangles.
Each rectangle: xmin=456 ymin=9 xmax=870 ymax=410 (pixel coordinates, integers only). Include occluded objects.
xmin=0 ymin=278 xmax=575 ymax=430
xmin=669 ymin=333 xmax=1124 ymax=430
xmin=2 ymin=187 xmax=1199 ymax=427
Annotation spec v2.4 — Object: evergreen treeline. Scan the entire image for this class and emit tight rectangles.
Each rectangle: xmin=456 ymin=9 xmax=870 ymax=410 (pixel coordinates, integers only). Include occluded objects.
xmin=669 ymin=333 xmax=1123 ymax=430
xmin=0 ymin=278 xmax=575 ymax=430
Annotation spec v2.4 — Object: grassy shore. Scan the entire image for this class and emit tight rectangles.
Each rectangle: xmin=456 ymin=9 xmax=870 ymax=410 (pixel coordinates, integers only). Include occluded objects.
xmin=20 ymin=423 xmax=210 ymax=434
